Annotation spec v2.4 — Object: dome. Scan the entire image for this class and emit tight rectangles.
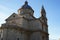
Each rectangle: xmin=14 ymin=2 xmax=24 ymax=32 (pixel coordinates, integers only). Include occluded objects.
xmin=19 ymin=1 xmax=34 ymax=12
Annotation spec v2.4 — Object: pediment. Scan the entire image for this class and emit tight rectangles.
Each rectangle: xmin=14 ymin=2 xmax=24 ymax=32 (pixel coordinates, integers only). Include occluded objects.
xmin=5 ymin=13 xmax=19 ymax=21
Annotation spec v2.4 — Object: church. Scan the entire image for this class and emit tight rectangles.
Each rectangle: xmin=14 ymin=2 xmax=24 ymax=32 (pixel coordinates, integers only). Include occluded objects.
xmin=0 ymin=1 xmax=49 ymax=40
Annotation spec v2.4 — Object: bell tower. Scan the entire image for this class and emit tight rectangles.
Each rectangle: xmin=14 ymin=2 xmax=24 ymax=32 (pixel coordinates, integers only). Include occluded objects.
xmin=40 ymin=5 xmax=47 ymax=24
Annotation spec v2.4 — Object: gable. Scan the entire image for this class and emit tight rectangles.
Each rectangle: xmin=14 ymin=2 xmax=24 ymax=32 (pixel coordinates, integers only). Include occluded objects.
xmin=5 ymin=13 xmax=19 ymax=21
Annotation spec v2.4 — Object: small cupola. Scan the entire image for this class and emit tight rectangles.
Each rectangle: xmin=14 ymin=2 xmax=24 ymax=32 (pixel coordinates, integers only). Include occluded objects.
xmin=41 ymin=6 xmax=46 ymax=13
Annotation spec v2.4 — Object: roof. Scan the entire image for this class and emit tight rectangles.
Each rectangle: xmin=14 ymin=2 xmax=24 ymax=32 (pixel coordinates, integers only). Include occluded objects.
xmin=19 ymin=1 xmax=34 ymax=12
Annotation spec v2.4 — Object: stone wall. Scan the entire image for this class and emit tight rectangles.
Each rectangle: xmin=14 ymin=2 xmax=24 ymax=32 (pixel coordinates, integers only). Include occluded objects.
xmin=30 ymin=32 xmax=41 ymax=40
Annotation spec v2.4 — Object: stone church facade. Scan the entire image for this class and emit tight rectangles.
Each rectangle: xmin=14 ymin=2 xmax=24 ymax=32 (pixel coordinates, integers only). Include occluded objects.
xmin=0 ymin=1 xmax=49 ymax=40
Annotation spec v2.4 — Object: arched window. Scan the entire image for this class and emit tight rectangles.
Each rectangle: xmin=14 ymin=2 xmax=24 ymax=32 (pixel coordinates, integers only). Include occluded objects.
xmin=42 ymin=24 xmax=43 ymax=30
xmin=42 ymin=36 xmax=44 ymax=40
xmin=17 ymin=38 xmax=19 ymax=40
xmin=0 ymin=34 xmax=1 ymax=38
xmin=1 ymin=38 xmax=3 ymax=40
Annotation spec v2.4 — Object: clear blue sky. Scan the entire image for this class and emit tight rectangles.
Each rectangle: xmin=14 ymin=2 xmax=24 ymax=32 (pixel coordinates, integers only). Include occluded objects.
xmin=0 ymin=0 xmax=60 ymax=40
